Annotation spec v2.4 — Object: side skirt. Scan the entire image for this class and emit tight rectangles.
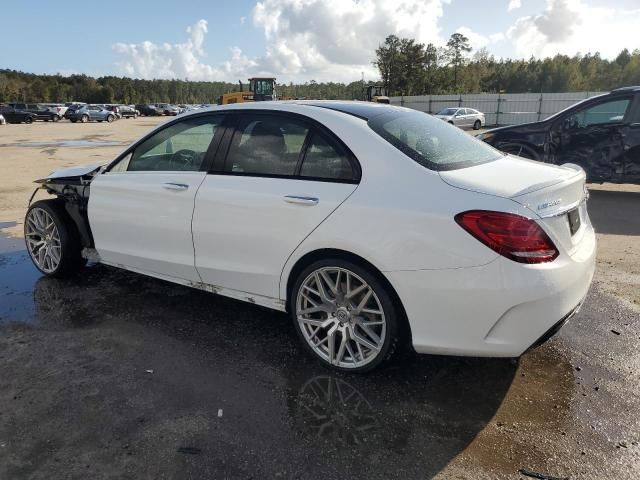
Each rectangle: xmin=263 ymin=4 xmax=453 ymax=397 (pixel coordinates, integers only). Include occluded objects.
xmin=85 ymin=250 xmax=286 ymax=312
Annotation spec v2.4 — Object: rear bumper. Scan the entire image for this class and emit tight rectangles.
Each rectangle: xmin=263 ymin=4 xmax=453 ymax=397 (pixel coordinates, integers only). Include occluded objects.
xmin=385 ymin=225 xmax=596 ymax=357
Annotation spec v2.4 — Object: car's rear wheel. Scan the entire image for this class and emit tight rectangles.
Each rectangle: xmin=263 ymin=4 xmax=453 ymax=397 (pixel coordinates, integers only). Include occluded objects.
xmin=291 ymin=259 xmax=399 ymax=372
xmin=473 ymin=120 xmax=481 ymax=130
xmin=107 ymin=115 xmax=114 ymax=123
xmin=133 ymin=113 xmax=138 ymax=119
xmin=81 ymin=115 xmax=88 ymax=123
xmin=24 ymin=200 xmax=85 ymax=278
xmin=25 ymin=117 xmax=33 ymax=124
xmin=53 ymin=115 xmax=60 ymax=122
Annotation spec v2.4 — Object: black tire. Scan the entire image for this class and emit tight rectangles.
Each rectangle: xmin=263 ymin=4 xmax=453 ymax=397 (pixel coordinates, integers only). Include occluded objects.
xmin=290 ymin=258 xmax=400 ymax=373
xmin=473 ymin=120 xmax=481 ymax=130
xmin=24 ymin=200 xmax=85 ymax=278
xmin=25 ymin=117 xmax=33 ymax=124
xmin=107 ymin=115 xmax=114 ymax=123
xmin=71 ymin=119 xmax=77 ymax=123
xmin=81 ymin=114 xmax=89 ymax=123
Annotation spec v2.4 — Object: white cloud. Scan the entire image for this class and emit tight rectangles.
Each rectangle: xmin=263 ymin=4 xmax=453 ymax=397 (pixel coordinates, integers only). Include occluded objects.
xmin=506 ymin=0 xmax=640 ymax=59
xmin=113 ymin=0 xmax=451 ymax=83
xmin=251 ymin=0 xmax=451 ymax=81
xmin=455 ymin=27 xmax=504 ymax=51
xmin=240 ymin=16 xmax=246 ymax=25
xmin=508 ymin=0 xmax=521 ymax=11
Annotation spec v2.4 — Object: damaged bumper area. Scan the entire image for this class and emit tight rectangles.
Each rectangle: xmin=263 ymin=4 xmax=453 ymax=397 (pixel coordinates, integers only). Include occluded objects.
xmin=31 ymin=164 xmax=103 ymax=249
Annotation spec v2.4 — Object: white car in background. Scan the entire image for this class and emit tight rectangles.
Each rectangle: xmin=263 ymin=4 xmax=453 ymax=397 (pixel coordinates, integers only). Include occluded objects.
xmin=435 ymin=107 xmax=485 ymax=129
xmin=24 ymin=101 xmax=595 ymax=372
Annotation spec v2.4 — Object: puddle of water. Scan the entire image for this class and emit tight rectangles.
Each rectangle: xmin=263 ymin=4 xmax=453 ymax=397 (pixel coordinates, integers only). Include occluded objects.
xmin=0 ymin=250 xmax=40 ymax=324
xmin=0 ymin=140 xmax=126 ymax=148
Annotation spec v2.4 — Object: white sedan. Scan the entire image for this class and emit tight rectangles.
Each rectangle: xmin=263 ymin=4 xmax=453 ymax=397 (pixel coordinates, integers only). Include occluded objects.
xmin=24 ymin=101 xmax=596 ymax=372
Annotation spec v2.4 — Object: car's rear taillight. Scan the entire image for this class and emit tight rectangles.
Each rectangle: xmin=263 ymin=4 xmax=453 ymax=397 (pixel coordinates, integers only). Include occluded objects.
xmin=455 ymin=210 xmax=558 ymax=264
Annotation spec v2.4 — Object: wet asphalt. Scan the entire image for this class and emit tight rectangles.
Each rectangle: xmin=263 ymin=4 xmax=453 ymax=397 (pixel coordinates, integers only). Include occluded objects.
xmin=0 ymin=193 xmax=639 ymax=479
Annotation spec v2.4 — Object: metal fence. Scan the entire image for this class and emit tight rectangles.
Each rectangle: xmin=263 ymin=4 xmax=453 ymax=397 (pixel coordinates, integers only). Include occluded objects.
xmin=389 ymin=92 xmax=606 ymax=126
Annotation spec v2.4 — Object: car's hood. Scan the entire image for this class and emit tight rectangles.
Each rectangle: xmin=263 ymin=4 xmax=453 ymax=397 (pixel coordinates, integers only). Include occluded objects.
xmin=36 ymin=163 xmax=104 ymax=183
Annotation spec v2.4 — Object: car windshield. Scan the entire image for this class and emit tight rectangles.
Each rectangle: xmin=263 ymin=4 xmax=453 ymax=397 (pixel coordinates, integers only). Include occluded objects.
xmin=437 ymin=108 xmax=458 ymax=116
xmin=368 ymin=110 xmax=502 ymax=171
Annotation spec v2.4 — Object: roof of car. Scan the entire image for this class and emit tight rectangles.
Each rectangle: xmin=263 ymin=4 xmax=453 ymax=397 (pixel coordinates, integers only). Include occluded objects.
xmin=299 ymin=101 xmax=405 ymax=120
xmin=187 ymin=100 xmax=410 ymax=121
xmin=611 ymin=86 xmax=640 ymax=92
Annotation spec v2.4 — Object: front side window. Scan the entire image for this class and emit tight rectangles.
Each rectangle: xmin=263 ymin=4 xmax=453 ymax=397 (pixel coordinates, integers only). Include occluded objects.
xmin=565 ymin=98 xmax=630 ymax=129
xmin=225 ymin=115 xmax=308 ymax=176
xmin=117 ymin=115 xmax=222 ymax=172
xmin=369 ymin=110 xmax=501 ymax=171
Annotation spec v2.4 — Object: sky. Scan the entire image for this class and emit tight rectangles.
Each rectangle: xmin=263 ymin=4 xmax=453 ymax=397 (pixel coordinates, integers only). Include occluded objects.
xmin=1 ymin=0 xmax=639 ymax=84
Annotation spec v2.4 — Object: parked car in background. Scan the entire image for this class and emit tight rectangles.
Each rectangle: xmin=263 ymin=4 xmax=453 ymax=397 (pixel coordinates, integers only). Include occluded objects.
xmin=477 ymin=86 xmax=640 ymax=184
xmin=66 ymin=105 xmax=117 ymax=123
xmin=118 ymin=105 xmax=139 ymax=118
xmin=64 ymin=103 xmax=85 ymax=120
xmin=42 ymin=103 xmax=68 ymax=119
xmin=8 ymin=103 xmax=60 ymax=121
xmin=135 ymin=104 xmax=159 ymax=116
xmin=156 ymin=103 xmax=180 ymax=115
xmin=102 ymin=105 xmax=122 ymax=119
xmin=0 ymin=105 xmax=37 ymax=123
xmin=25 ymin=102 xmax=595 ymax=373
xmin=434 ymin=107 xmax=485 ymax=130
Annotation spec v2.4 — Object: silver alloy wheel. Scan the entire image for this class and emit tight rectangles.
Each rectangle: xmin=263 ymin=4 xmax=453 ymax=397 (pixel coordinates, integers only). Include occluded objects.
xmin=25 ymin=207 xmax=62 ymax=274
xmin=296 ymin=267 xmax=387 ymax=369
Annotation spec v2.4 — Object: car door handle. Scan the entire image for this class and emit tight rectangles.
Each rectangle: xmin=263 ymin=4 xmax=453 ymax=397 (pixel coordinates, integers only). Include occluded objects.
xmin=284 ymin=195 xmax=319 ymax=205
xmin=163 ymin=182 xmax=189 ymax=191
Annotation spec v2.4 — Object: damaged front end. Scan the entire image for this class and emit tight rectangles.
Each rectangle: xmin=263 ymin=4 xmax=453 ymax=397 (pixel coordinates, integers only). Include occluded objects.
xmin=30 ymin=164 xmax=103 ymax=248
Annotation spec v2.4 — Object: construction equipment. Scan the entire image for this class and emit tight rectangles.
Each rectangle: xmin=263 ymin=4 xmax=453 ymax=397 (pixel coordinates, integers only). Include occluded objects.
xmin=219 ymin=78 xmax=277 ymax=105
xmin=363 ymin=85 xmax=390 ymax=104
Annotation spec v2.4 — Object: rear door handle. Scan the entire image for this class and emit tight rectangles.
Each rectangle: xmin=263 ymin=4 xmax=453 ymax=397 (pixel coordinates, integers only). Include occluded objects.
xmin=284 ymin=195 xmax=319 ymax=205
xmin=163 ymin=182 xmax=189 ymax=191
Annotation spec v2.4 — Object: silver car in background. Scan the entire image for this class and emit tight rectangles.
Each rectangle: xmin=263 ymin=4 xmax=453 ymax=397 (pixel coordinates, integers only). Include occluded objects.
xmin=434 ymin=107 xmax=485 ymax=130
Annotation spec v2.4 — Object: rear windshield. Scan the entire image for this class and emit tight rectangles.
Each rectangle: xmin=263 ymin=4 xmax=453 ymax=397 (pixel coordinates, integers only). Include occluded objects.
xmin=368 ymin=110 xmax=502 ymax=171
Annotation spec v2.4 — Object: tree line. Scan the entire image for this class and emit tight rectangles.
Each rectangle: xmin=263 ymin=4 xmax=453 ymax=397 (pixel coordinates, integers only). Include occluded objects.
xmin=1 ymin=34 xmax=640 ymax=104
xmin=374 ymin=33 xmax=640 ymax=96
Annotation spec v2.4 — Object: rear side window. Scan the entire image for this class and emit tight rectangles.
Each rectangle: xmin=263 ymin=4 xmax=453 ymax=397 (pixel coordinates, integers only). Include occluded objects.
xmin=226 ymin=115 xmax=308 ymax=176
xmin=368 ymin=110 xmax=501 ymax=171
xmin=300 ymin=133 xmax=353 ymax=180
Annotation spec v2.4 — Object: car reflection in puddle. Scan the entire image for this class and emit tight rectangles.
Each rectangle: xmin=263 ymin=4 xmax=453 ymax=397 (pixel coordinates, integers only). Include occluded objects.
xmin=0 ymin=225 xmax=522 ymax=478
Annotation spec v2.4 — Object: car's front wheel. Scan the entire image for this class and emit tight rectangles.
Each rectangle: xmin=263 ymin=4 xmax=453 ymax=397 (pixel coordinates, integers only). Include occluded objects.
xmin=107 ymin=115 xmax=114 ymax=122
xmin=291 ymin=259 xmax=399 ymax=372
xmin=24 ymin=200 xmax=85 ymax=277
xmin=25 ymin=117 xmax=33 ymax=124
xmin=473 ymin=120 xmax=481 ymax=130
xmin=81 ymin=115 xmax=88 ymax=123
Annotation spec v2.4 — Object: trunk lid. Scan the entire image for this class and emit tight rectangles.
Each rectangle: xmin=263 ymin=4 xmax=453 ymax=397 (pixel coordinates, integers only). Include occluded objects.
xmin=440 ymin=155 xmax=590 ymax=255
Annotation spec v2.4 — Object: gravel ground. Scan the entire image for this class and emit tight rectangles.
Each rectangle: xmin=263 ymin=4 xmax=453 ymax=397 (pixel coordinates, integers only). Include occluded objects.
xmin=0 ymin=118 xmax=639 ymax=479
